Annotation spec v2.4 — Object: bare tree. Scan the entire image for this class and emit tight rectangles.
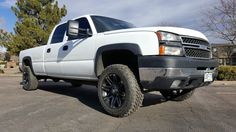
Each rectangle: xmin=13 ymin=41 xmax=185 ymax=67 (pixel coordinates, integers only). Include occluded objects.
xmin=203 ymin=0 xmax=236 ymax=44
xmin=203 ymin=0 xmax=236 ymax=65
xmin=213 ymin=45 xmax=234 ymax=64
xmin=0 ymin=29 xmax=12 ymax=51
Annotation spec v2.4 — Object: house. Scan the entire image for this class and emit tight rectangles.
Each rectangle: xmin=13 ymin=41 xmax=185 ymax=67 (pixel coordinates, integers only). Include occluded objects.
xmin=212 ymin=43 xmax=236 ymax=65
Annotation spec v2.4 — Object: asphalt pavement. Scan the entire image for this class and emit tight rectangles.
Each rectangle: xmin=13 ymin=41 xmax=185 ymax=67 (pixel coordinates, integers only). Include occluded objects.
xmin=0 ymin=76 xmax=235 ymax=132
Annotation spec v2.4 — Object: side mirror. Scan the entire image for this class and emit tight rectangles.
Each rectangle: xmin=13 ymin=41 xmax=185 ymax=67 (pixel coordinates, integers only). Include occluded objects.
xmin=66 ymin=20 xmax=79 ymax=38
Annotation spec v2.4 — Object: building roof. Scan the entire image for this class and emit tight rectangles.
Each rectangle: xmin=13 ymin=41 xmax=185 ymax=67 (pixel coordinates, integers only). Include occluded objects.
xmin=212 ymin=43 xmax=235 ymax=47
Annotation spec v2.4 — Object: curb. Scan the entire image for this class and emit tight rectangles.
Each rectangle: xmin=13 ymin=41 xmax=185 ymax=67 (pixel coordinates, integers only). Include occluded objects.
xmin=211 ymin=81 xmax=236 ymax=87
xmin=0 ymin=74 xmax=22 ymax=77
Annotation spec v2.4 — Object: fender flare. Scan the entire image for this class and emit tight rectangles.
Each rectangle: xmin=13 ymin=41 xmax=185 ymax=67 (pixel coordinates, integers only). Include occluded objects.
xmin=94 ymin=43 xmax=142 ymax=76
xmin=22 ymin=56 xmax=35 ymax=75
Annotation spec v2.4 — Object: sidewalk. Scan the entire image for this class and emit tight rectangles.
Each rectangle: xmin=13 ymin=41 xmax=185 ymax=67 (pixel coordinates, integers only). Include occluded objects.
xmin=211 ymin=81 xmax=236 ymax=87
xmin=0 ymin=67 xmax=21 ymax=77
xmin=0 ymin=73 xmax=21 ymax=77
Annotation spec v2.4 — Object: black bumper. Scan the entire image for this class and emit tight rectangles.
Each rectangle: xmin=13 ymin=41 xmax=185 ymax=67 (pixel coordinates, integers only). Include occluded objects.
xmin=138 ymin=56 xmax=218 ymax=91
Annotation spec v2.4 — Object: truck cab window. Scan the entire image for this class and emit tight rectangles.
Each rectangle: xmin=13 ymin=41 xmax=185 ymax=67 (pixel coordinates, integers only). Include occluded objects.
xmin=77 ymin=18 xmax=92 ymax=36
xmin=51 ymin=23 xmax=66 ymax=44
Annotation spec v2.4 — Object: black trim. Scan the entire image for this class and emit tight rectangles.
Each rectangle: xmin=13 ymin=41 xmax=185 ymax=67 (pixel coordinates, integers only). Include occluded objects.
xmin=138 ymin=56 xmax=218 ymax=91
xmin=22 ymin=56 xmax=36 ymax=75
xmin=141 ymin=75 xmax=213 ymax=91
xmin=94 ymin=43 xmax=141 ymax=76
xmin=138 ymin=56 xmax=219 ymax=68
xmin=36 ymin=75 xmax=98 ymax=86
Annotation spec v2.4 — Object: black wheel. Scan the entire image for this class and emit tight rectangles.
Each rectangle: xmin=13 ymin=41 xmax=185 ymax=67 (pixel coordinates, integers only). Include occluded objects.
xmin=160 ymin=89 xmax=195 ymax=101
xmin=98 ymin=64 xmax=143 ymax=117
xmin=22 ymin=66 xmax=38 ymax=91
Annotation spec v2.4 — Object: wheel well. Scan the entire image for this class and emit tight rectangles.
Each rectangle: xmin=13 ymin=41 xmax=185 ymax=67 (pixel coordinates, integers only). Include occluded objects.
xmin=23 ymin=58 xmax=31 ymax=66
xmin=22 ymin=57 xmax=35 ymax=75
xmin=96 ymin=50 xmax=139 ymax=80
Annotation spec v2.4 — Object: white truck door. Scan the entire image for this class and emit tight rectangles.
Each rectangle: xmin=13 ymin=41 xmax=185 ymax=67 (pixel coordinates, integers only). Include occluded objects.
xmin=59 ymin=18 xmax=96 ymax=79
xmin=44 ymin=23 xmax=67 ymax=76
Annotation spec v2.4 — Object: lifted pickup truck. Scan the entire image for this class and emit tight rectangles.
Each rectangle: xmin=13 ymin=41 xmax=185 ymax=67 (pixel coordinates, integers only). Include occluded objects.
xmin=19 ymin=15 xmax=218 ymax=117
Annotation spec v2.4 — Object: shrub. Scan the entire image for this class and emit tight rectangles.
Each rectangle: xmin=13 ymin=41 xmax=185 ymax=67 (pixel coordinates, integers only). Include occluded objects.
xmin=217 ymin=66 xmax=236 ymax=81
xmin=0 ymin=61 xmax=6 ymax=65
xmin=0 ymin=69 xmax=4 ymax=74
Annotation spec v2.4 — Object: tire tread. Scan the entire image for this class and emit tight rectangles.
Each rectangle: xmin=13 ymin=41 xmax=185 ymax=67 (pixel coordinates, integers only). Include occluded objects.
xmin=98 ymin=64 xmax=143 ymax=117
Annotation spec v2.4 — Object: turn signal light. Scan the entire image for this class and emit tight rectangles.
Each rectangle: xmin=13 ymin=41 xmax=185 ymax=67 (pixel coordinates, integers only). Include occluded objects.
xmin=159 ymin=45 xmax=183 ymax=56
xmin=159 ymin=45 xmax=165 ymax=55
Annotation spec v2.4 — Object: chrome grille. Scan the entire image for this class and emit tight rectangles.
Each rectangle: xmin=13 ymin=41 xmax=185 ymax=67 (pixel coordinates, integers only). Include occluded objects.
xmin=181 ymin=37 xmax=211 ymax=59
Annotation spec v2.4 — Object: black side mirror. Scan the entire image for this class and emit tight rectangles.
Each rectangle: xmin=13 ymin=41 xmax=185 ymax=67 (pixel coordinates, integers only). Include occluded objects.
xmin=66 ymin=20 xmax=79 ymax=39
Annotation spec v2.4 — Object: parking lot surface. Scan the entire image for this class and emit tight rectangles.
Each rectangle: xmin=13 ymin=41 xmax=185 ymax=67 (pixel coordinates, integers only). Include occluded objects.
xmin=0 ymin=76 xmax=235 ymax=132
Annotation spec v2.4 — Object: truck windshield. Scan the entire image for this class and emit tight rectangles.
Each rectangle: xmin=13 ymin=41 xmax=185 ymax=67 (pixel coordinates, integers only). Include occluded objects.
xmin=91 ymin=16 xmax=136 ymax=33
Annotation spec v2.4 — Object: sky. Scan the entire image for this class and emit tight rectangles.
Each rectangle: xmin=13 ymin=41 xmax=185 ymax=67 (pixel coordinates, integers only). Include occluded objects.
xmin=0 ymin=0 xmax=225 ymax=49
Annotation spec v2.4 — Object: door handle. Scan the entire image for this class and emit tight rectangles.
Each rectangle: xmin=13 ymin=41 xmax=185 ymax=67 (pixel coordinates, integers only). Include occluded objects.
xmin=63 ymin=45 xmax=68 ymax=51
xmin=47 ymin=48 xmax=51 ymax=53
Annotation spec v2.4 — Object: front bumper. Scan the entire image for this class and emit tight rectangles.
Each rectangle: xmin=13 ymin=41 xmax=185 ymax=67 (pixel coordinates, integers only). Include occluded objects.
xmin=138 ymin=56 xmax=218 ymax=91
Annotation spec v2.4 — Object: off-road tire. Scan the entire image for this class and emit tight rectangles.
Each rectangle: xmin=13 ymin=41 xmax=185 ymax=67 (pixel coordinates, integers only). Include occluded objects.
xmin=98 ymin=64 xmax=143 ymax=117
xmin=22 ymin=66 xmax=38 ymax=91
xmin=160 ymin=89 xmax=195 ymax=101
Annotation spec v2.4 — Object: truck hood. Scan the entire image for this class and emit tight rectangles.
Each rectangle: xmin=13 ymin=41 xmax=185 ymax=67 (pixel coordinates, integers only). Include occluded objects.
xmin=104 ymin=27 xmax=208 ymax=41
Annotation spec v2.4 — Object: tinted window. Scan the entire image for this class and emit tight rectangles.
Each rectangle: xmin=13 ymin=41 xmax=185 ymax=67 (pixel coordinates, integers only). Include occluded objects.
xmin=51 ymin=23 xmax=66 ymax=44
xmin=91 ymin=16 xmax=136 ymax=33
xmin=78 ymin=18 xmax=92 ymax=35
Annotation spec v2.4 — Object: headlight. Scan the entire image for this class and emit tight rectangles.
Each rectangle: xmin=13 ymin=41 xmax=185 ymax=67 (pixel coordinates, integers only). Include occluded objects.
xmin=156 ymin=31 xmax=180 ymax=41
xmin=159 ymin=45 xmax=183 ymax=56
xmin=156 ymin=31 xmax=182 ymax=56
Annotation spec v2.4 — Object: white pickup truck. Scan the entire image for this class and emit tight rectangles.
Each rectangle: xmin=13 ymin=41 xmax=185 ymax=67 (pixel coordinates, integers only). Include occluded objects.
xmin=19 ymin=15 xmax=218 ymax=117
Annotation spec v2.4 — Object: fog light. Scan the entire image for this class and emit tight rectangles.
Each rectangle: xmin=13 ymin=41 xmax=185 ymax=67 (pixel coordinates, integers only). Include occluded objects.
xmin=171 ymin=80 xmax=181 ymax=88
